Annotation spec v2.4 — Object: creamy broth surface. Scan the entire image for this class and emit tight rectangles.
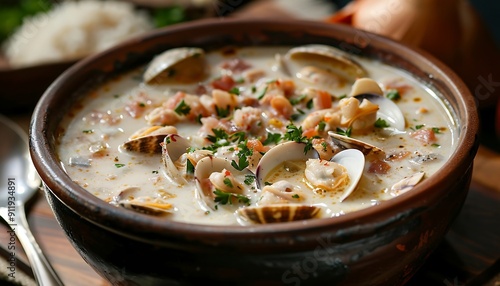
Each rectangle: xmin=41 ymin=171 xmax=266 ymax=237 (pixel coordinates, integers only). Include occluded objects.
xmin=57 ymin=46 xmax=457 ymax=225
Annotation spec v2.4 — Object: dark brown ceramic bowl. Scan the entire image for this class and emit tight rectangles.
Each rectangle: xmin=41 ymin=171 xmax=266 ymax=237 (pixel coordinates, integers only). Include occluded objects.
xmin=29 ymin=18 xmax=478 ymax=285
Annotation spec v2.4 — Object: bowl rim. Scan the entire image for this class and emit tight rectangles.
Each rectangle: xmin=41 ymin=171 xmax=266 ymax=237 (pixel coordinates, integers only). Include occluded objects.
xmin=29 ymin=17 xmax=479 ymax=241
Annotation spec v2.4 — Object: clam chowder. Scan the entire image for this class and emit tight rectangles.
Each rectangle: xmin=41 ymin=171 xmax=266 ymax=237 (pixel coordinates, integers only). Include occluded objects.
xmin=57 ymin=45 xmax=457 ymax=225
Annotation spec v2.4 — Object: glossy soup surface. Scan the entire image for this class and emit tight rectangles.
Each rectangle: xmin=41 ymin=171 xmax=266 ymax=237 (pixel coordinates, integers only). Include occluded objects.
xmin=57 ymin=46 xmax=457 ymax=225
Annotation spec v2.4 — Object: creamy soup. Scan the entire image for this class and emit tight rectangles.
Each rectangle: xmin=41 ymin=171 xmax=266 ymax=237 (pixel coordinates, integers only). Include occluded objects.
xmin=57 ymin=45 xmax=457 ymax=225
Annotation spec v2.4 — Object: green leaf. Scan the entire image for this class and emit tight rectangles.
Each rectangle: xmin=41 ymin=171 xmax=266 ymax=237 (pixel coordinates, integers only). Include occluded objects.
xmin=263 ymin=133 xmax=282 ymax=146
xmin=174 ymin=99 xmax=191 ymax=115
xmin=386 ymin=89 xmax=401 ymax=101
xmin=374 ymin=118 xmax=390 ymax=128
xmin=336 ymin=127 xmax=352 ymax=137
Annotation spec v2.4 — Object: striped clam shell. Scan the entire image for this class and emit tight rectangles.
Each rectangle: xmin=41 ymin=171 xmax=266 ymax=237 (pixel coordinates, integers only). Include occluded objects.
xmin=237 ymin=204 xmax=320 ymax=224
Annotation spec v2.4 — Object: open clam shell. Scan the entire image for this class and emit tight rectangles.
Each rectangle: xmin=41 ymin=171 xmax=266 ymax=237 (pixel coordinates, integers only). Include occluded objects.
xmin=113 ymin=187 xmax=173 ymax=216
xmin=143 ymin=47 xmax=207 ymax=84
xmin=330 ymin=149 xmax=365 ymax=202
xmin=346 ymin=78 xmax=405 ymax=132
xmin=237 ymin=204 xmax=321 ymax=224
xmin=123 ymin=134 xmax=167 ymax=154
xmin=161 ymin=134 xmax=191 ymax=186
xmin=122 ymin=126 xmax=178 ymax=154
xmin=354 ymin=93 xmax=406 ymax=132
xmin=255 ymin=141 xmax=320 ymax=190
xmin=390 ymin=172 xmax=425 ymax=196
xmin=194 ymin=156 xmax=256 ymax=211
xmin=328 ymin=131 xmax=384 ymax=156
xmin=285 ymin=44 xmax=367 ymax=81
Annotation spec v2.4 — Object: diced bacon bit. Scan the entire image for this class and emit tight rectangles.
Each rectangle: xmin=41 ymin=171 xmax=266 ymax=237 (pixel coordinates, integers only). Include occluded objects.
xmin=270 ymin=95 xmax=294 ymax=119
xmin=302 ymin=128 xmax=318 ymax=138
xmin=313 ymin=90 xmax=333 ymax=110
xmin=247 ymin=139 xmax=269 ymax=153
xmin=385 ymin=151 xmax=411 ymax=161
xmin=211 ymin=75 xmax=235 ymax=91
xmin=368 ymin=159 xmax=391 ymax=174
xmin=410 ymin=129 xmax=437 ymax=144
xmin=125 ymin=101 xmax=147 ymax=118
xmin=220 ymin=58 xmax=252 ymax=73
xmin=165 ymin=91 xmax=186 ymax=109
xmin=269 ymin=79 xmax=295 ymax=97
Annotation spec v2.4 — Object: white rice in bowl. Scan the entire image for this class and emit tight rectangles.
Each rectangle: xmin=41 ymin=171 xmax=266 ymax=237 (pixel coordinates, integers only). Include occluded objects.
xmin=3 ymin=0 xmax=154 ymax=67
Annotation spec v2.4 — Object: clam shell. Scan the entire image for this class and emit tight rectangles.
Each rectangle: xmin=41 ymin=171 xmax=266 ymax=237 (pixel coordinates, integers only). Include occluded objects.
xmin=123 ymin=125 xmax=178 ymax=154
xmin=354 ymin=93 xmax=406 ymax=132
xmin=255 ymin=141 xmax=319 ymax=189
xmin=349 ymin=78 xmax=384 ymax=97
xmin=285 ymin=44 xmax=367 ymax=81
xmin=113 ymin=187 xmax=173 ymax=216
xmin=119 ymin=200 xmax=173 ymax=216
xmin=161 ymin=134 xmax=191 ymax=185
xmin=123 ymin=134 xmax=166 ymax=154
xmin=194 ymin=156 xmax=256 ymax=211
xmin=143 ymin=47 xmax=207 ymax=84
xmin=328 ymin=131 xmax=384 ymax=156
xmin=330 ymin=149 xmax=365 ymax=202
xmin=237 ymin=204 xmax=320 ymax=224
xmin=390 ymin=172 xmax=425 ymax=196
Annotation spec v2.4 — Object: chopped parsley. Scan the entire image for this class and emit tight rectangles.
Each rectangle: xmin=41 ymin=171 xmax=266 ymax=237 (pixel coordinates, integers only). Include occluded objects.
xmin=318 ymin=120 xmax=326 ymax=132
xmin=229 ymin=87 xmax=240 ymax=95
xmin=186 ymin=159 xmax=195 ymax=174
xmin=336 ymin=127 xmax=352 ymax=137
xmin=244 ymin=175 xmax=255 ymax=185
xmin=215 ymin=105 xmax=231 ymax=118
xmin=213 ymin=189 xmax=250 ymax=205
xmin=82 ymin=129 xmax=93 ymax=134
xmin=289 ymin=94 xmax=306 ymax=106
xmin=284 ymin=124 xmax=313 ymax=154
xmin=432 ymin=127 xmax=442 ymax=134
xmin=263 ymin=132 xmax=282 ymax=146
xmin=415 ymin=124 xmax=425 ymax=130
xmin=431 ymin=143 xmax=441 ymax=148
xmin=231 ymin=149 xmax=250 ymax=171
xmin=374 ymin=118 xmax=390 ymax=128
xmin=114 ymin=163 xmax=125 ymax=168
xmin=223 ymin=177 xmax=233 ymax=188
xmin=174 ymin=99 xmax=191 ymax=115
xmin=338 ymin=94 xmax=347 ymax=100
xmin=306 ymin=99 xmax=314 ymax=109
xmin=292 ymin=194 xmax=300 ymax=199
xmin=152 ymin=170 xmax=159 ymax=174
xmin=257 ymin=85 xmax=268 ymax=100
xmin=386 ymin=89 xmax=401 ymax=101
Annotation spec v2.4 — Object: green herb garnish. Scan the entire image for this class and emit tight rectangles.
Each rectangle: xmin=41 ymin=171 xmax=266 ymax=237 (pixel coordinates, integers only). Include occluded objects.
xmin=229 ymin=87 xmax=240 ymax=95
xmin=244 ymin=175 xmax=255 ymax=185
xmin=115 ymin=163 xmax=125 ymax=168
xmin=336 ymin=127 xmax=352 ymax=137
xmin=374 ymin=118 xmax=390 ymax=128
xmin=213 ymin=189 xmax=250 ymax=205
xmin=386 ymin=90 xmax=401 ymax=101
xmin=82 ymin=129 xmax=93 ymax=134
xmin=174 ymin=99 xmax=191 ymax=115
xmin=263 ymin=132 xmax=282 ymax=146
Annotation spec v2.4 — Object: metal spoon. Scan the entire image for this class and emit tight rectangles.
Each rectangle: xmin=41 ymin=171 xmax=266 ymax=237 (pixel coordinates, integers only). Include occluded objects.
xmin=0 ymin=114 xmax=64 ymax=286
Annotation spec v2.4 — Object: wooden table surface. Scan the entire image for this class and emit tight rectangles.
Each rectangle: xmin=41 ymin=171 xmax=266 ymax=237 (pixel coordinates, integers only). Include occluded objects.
xmin=1 ymin=1 xmax=499 ymax=285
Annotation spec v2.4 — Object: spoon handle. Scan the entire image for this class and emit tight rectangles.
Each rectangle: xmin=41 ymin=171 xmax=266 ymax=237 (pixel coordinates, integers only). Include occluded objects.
xmin=15 ymin=203 xmax=65 ymax=286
